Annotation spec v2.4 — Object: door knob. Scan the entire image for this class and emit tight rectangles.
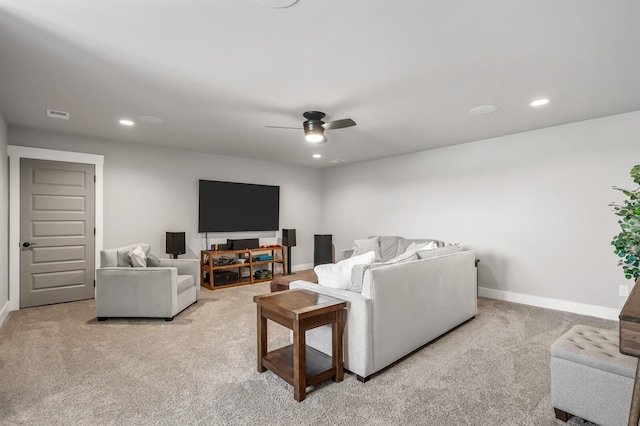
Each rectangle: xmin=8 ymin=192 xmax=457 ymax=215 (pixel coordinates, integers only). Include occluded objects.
xmin=22 ymin=242 xmax=37 ymax=248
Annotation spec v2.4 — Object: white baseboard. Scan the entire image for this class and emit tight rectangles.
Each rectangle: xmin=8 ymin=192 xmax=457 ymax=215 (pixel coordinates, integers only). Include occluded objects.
xmin=478 ymin=287 xmax=620 ymax=321
xmin=0 ymin=300 xmax=11 ymax=329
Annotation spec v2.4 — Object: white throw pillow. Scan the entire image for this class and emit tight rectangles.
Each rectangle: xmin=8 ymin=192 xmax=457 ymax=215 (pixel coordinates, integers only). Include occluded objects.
xmin=403 ymin=241 xmax=438 ymax=256
xmin=129 ymin=245 xmax=148 ymax=267
xmin=315 ymin=251 xmax=376 ymax=290
xmin=352 ymin=237 xmax=381 ymax=261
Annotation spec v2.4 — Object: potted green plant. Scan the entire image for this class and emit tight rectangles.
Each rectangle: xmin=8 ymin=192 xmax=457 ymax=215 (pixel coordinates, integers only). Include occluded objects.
xmin=611 ymin=165 xmax=640 ymax=281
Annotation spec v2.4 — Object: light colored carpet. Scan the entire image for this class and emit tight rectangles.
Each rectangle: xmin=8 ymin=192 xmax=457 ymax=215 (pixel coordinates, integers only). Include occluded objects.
xmin=0 ymin=282 xmax=617 ymax=425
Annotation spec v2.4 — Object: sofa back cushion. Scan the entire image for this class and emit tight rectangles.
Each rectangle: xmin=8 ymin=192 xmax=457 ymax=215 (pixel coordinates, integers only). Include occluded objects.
xmin=350 ymin=252 xmax=419 ymax=293
xmin=100 ymin=243 xmax=151 ymax=267
xmin=375 ymin=236 xmax=402 ymax=261
xmin=396 ymin=238 xmax=443 ymax=255
xmin=353 ymin=237 xmax=382 ymax=261
xmin=416 ymin=245 xmax=462 ymax=259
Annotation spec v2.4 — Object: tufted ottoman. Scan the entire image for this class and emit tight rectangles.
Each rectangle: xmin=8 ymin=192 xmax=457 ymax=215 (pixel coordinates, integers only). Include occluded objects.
xmin=551 ymin=325 xmax=636 ymax=426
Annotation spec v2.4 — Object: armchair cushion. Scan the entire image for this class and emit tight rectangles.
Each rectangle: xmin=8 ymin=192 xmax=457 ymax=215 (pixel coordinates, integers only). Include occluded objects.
xmin=177 ymin=275 xmax=195 ymax=293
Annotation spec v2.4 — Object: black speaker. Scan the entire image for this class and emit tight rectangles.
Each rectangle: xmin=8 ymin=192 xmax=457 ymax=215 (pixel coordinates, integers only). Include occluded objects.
xmin=282 ymin=229 xmax=297 ymax=247
xmin=314 ymin=234 xmax=333 ymax=266
xmin=227 ymin=238 xmax=259 ymax=250
xmin=166 ymin=232 xmax=186 ymax=258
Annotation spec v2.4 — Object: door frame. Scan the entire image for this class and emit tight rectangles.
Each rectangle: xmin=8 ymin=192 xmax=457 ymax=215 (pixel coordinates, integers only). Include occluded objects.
xmin=7 ymin=146 xmax=104 ymax=312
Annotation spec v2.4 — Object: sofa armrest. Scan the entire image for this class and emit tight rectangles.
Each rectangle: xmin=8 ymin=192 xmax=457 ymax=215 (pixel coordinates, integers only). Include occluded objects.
xmin=160 ymin=259 xmax=200 ymax=287
xmin=289 ymin=280 xmax=370 ymax=304
xmin=96 ymin=267 xmax=179 ymax=317
xmin=289 ymin=280 xmax=374 ymax=378
xmin=96 ymin=266 xmax=177 ymax=282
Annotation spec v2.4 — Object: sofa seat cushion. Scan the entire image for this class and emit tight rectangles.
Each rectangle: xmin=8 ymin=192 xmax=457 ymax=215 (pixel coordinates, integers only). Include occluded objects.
xmin=177 ymin=275 xmax=195 ymax=293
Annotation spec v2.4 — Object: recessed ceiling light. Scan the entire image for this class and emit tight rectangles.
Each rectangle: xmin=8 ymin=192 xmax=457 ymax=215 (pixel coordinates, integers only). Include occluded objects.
xmin=329 ymin=159 xmax=345 ymax=164
xmin=469 ymin=105 xmax=498 ymax=115
xmin=529 ymin=98 xmax=550 ymax=107
xmin=119 ymin=119 xmax=135 ymax=126
xmin=313 ymin=154 xmax=322 ymax=159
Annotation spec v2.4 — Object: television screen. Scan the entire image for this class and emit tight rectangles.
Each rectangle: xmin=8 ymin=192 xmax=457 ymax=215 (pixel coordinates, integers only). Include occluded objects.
xmin=198 ymin=180 xmax=280 ymax=232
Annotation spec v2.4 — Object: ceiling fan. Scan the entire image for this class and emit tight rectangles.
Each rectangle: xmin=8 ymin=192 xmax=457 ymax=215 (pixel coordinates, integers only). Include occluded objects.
xmin=266 ymin=111 xmax=356 ymax=143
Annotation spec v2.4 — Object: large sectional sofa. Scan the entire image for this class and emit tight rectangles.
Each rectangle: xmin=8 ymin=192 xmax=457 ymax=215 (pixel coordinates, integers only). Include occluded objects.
xmin=290 ymin=236 xmax=477 ymax=381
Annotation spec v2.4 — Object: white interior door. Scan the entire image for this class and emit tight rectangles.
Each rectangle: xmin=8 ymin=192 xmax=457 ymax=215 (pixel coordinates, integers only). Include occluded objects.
xmin=20 ymin=158 xmax=96 ymax=308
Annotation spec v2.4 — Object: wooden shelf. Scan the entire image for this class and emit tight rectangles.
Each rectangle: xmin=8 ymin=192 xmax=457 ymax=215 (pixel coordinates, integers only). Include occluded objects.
xmin=200 ymin=247 xmax=286 ymax=290
xmin=262 ymin=344 xmax=335 ymax=388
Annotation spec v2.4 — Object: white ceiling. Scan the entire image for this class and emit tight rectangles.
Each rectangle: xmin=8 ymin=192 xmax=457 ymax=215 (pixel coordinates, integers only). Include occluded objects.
xmin=1 ymin=0 xmax=639 ymax=168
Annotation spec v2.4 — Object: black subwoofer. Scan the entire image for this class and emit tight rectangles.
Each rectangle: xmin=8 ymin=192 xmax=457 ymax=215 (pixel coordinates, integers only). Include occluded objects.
xmin=314 ymin=234 xmax=333 ymax=266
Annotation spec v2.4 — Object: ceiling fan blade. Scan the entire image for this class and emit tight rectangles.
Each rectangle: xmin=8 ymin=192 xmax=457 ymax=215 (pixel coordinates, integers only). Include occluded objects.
xmin=265 ymin=125 xmax=301 ymax=130
xmin=322 ymin=118 xmax=356 ymax=130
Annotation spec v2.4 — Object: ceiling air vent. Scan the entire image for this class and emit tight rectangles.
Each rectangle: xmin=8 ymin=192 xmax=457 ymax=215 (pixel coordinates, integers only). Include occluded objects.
xmin=46 ymin=109 xmax=70 ymax=120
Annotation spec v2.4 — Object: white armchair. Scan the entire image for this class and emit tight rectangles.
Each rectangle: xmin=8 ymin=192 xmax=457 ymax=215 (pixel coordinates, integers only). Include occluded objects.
xmin=96 ymin=244 xmax=199 ymax=321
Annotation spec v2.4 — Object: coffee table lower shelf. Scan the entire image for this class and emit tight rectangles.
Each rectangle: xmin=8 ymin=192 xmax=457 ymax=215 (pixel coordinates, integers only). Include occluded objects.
xmin=262 ymin=344 xmax=335 ymax=388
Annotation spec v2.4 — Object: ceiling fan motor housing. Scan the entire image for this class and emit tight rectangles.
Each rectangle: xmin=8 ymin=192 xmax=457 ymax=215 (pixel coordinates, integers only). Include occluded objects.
xmin=303 ymin=119 xmax=324 ymax=134
xmin=303 ymin=111 xmax=326 ymax=121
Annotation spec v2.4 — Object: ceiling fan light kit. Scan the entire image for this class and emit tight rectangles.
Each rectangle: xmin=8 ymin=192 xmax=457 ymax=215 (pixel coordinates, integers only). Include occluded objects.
xmin=305 ymin=133 xmax=326 ymax=143
xmin=268 ymin=110 xmax=356 ymax=145
xmin=303 ymin=117 xmax=326 ymax=143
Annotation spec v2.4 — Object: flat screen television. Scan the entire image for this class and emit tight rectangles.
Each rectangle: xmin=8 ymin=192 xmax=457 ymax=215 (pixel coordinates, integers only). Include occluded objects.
xmin=198 ymin=180 xmax=280 ymax=233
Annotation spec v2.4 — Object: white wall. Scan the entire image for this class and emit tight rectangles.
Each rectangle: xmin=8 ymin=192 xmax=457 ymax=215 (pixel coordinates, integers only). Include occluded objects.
xmin=0 ymin=114 xmax=9 ymax=326
xmin=322 ymin=111 xmax=640 ymax=313
xmin=9 ymin=127 xmax=323 ymax=270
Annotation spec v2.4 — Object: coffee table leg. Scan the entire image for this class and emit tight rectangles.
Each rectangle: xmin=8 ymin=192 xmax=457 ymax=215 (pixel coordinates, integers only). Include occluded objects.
xmin=257 ymin=305 xmax=267 ymax=373
xmin=332 ymin=308 xmax=344 ymax=382
xmin=293 ymin=321 xmax=306 ymax=401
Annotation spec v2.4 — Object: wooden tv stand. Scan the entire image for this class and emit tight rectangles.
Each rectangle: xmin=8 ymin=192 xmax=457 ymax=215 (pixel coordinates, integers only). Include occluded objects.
xmin=200 ymin=246 xmax=286 ymax=290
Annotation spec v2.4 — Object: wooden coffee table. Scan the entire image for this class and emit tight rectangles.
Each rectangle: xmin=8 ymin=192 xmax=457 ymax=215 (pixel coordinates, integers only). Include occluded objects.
xmin=253 ymin=289 xmax=346 ymax=401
